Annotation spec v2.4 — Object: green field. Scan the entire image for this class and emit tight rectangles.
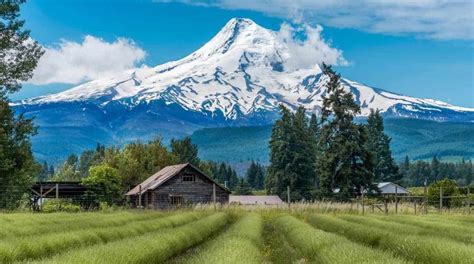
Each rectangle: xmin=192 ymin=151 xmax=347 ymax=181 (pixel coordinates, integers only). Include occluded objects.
xmin=1 ymin=209 xmax=473 ymax=264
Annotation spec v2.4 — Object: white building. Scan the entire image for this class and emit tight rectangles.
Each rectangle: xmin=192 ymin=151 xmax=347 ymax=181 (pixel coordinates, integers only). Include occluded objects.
xmin=229 ymin=195 xmax=284 ymax=205
xmin=377 ymin=182 xmax=410 ymax=195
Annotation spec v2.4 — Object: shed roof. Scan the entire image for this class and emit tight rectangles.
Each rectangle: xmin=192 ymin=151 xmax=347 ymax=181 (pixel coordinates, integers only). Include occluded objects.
xmin=126 ymin=163 xmax=230 ymax=195
xmin=377 ymin=182 xmax=410 ymax=194
xmin=229 ymin=195 xmax=284 ymax=205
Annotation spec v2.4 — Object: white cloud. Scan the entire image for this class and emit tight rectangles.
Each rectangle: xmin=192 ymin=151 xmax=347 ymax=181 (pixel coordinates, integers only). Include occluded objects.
xmin=30 ymin=36 xmax=146 ymax=85
xmin=277 ymin=23 xmax=348 ymax=70
xmin=162 ymin=0 xmax=474 ymax=40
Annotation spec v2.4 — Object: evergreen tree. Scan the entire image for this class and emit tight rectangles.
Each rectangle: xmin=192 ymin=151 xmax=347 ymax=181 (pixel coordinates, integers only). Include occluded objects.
xmin=234 ymin=178 xmax=252 ymax=195
xmin=0 ymin=0 xmax=43 ymax=209
xmin=366 ymin=109 xmax=400 ymax=182
xmin=431 ymin=156 xmax=440 ymax=180
xmin=266 ymin=105 xmax=316 ymax=200
xmin=170 ymin=137 xmax=200 ymax=166
xmin=246 ymin=160 xmax=265 ymax=190
xmin=317 ymin=64 xmax=375 ymax=199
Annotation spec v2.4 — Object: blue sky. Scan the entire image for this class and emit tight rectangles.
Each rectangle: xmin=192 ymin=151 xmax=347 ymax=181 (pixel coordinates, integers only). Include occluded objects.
xmin=14 ymin=0 xmax=474 ymax=107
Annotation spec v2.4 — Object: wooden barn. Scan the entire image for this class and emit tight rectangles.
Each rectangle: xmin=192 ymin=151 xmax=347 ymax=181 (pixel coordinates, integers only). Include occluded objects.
xmin=126 ymin=163 xmax=230 ymax=209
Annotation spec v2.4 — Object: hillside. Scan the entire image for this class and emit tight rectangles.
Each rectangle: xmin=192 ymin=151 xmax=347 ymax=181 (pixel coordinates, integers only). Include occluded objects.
xmin=191 ymin=118 xmax=474 ymax=165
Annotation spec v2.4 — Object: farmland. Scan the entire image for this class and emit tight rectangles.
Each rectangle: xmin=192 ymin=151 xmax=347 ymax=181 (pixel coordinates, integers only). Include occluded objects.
xmin=0 ymin=209 xmax=473 ymax=263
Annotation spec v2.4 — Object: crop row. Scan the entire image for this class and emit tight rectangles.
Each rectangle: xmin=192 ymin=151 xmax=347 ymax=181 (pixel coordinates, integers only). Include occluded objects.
xmin=337 ymin=214 xmax=473 ymax=244
xmin=306 ymin=214 xmax=474 ymax=264
xmin=177 ymin=212 xmax=264 ymax=264
xmin=0 ymin=212 xmax=165 ymax=240
xmin=34 ymin=213 xmax=230 ymax=264
xmin=0 ymin=212 xmax=204 ymax=263
xmin=272 ymin=214 xmax=406 ymax=264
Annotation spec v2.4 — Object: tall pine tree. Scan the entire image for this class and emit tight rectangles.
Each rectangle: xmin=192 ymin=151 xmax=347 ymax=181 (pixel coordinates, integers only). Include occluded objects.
xmin=0 ymin=0 xmax=43 ymax=209
xmin=266 ymin=105 xmax=316 ymax=200
xmin=170 ymin=137 xmax=200 ymax=166
xmin=317 ymin=64 xmax=375 ymax=199
xmin=366 ymin=109 xmax=400 ymax=182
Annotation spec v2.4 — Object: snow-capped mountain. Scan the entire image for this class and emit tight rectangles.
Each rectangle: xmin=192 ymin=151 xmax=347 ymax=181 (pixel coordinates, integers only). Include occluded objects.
xmin=16 ymin=18 xmax=473 ymax=122
xmin=12 ymin=18 xmax=474 ymax=163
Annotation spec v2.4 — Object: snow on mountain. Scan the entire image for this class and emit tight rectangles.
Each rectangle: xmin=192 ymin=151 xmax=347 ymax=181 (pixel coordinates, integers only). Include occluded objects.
xmin=17 ymin=18 xmax=474 ymax=122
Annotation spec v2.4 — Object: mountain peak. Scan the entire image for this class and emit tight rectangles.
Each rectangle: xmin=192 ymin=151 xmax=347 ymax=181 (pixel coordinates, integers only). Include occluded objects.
xmin=17 ymin=18 xmax=474 ymax=122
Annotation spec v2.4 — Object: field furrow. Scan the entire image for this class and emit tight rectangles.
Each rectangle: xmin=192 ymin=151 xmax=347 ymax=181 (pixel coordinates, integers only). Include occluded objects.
xmin=31 ymin=213 xmax=230 ymax=264
xmin=338 ymin=214 xmax=474 ymax=244
xmin=174 ymin=212 xmax=263 ymax=264
xmin=0 ymin=212 xmax=164 ymax=240
xmin=0 ymin=212 xmax=203 ymax=263
xmin=272 ymin=214 xmax=408 ymax=264
xmin=307 ymin=214 xmax=474 ymax=264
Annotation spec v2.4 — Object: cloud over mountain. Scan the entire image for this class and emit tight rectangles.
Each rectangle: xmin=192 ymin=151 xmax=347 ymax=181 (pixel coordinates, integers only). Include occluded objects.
xmin=29 ymin=36 xmax=146 ymax=85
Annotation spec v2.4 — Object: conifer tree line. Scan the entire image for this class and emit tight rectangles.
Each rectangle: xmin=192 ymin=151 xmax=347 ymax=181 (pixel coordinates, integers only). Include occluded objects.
xmin=399 ymin=156 xmax=473 ymax=187
xmin=266 ymin=64 xmax=401 ymax=201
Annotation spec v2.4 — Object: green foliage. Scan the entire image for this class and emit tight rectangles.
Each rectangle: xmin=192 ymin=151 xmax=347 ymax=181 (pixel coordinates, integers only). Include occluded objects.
xmin=191 ymin=119 xmax=474 ymax=167
xmin=366 ymin=109 xmax=400 ymax=182
xmin=0 ymin=99 xmax=40 ymax=209
xmin=0 ymin=0 xmax=44 ymax=96
xmin=266 ymin=105 xmax=317 ymax=200
xmin=201 ymin=160 xmax=239 ymax=190
xmin=317 ymin=64 xmax=375 ymax=199
xmin=246 ymin=160 xmax=265 ymax=190
xmin=81 ymin=165 xmax=122 ymax=207
xmin=428 ymin=178 xmax=463 ymax=207
xmin=0 ymin=0 xmax=43 ymax=210
xmin=103 ymin=138 xmax=178 ymax=189
xmin=171 ymin=136 xmax=200 ymax=166
xmin=42 ymin=199 xmax=81 ymax=213
xmin=234 ymin=178 xmax=253 ymax=195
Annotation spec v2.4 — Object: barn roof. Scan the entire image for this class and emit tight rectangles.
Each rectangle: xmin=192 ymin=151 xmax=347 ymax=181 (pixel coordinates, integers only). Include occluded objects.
xmin=229 ymin=195 xmax=284 ymax=205
xmin=126 ymin=163 xmax=230 ymax=195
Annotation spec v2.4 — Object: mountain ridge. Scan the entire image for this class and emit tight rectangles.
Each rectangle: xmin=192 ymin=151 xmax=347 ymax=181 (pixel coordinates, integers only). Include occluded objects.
xmin=14 ymin=18 xmax=473 ymax=122
xmin=11 ymin=18 xmax=474 ymax=163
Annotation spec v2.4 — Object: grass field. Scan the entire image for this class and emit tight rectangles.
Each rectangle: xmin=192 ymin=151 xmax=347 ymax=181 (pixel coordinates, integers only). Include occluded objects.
xmin=1 ymin=209 xmax=472 ymax=264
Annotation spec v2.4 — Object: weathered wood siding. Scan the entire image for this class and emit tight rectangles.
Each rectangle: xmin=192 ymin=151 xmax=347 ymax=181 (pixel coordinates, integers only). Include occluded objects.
xmin=148 ymin=166 xmax=229 ymax=209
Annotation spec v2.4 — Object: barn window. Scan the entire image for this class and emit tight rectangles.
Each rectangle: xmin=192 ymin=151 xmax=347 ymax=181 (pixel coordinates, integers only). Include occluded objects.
xmin=182 ymin=174 xmax=195 ymax=182
xmin=170 ymin=196 xmax=183 ymax=205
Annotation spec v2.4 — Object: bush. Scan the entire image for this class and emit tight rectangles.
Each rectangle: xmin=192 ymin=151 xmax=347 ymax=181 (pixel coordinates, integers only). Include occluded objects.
xmin=42 ymin=200 xmax=81 ymax=213
xmin=428 ymin=178 xmax=463 ymax=208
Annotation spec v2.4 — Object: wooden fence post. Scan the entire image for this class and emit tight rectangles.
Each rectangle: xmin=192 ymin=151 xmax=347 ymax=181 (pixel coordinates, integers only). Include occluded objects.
xmin=384 ymin=195 xmax=388 ymax=215
xmin=414 ymin=200 xmax=417 ymax=215
xmin=424 ymin=178 xmax=428 ymax=214
xmin=56 ymin=183 xmax=59 ymax=211
xmin=395 ymin=186 xmax=398 ymax=214
xmin=287 ymin=186 xmax=291 ymax=210
xmin=439 ymin=187 xmax=443 ymax=212
xmin=39 ymin=184 xmax=43 ymax=211
xmin=467 ymin=187 xmax=470 ymax=215
xmin=138 ymin=185 xmax=142 ymax=209
xmin=361 ymin=186 xmax=365 ymax=215
xmin=213 ymin=183 xmax=216 ymax=209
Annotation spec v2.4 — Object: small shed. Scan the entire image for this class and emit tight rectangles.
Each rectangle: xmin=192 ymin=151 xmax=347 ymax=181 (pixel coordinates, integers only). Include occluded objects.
xmin=377 ymin=182 xmax=410 ymax=195
xmin=126 ymin=163 xmax=230 ymax=209
xmin=229 ymin=195 xmax=284 ymax=205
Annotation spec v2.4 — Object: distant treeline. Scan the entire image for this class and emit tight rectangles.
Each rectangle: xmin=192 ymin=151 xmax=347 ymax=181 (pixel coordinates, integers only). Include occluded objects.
xmin=37 ymin=137 xmax=240 ymax=204
xmin=399 ymin=156 xmax=473 ymax=187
